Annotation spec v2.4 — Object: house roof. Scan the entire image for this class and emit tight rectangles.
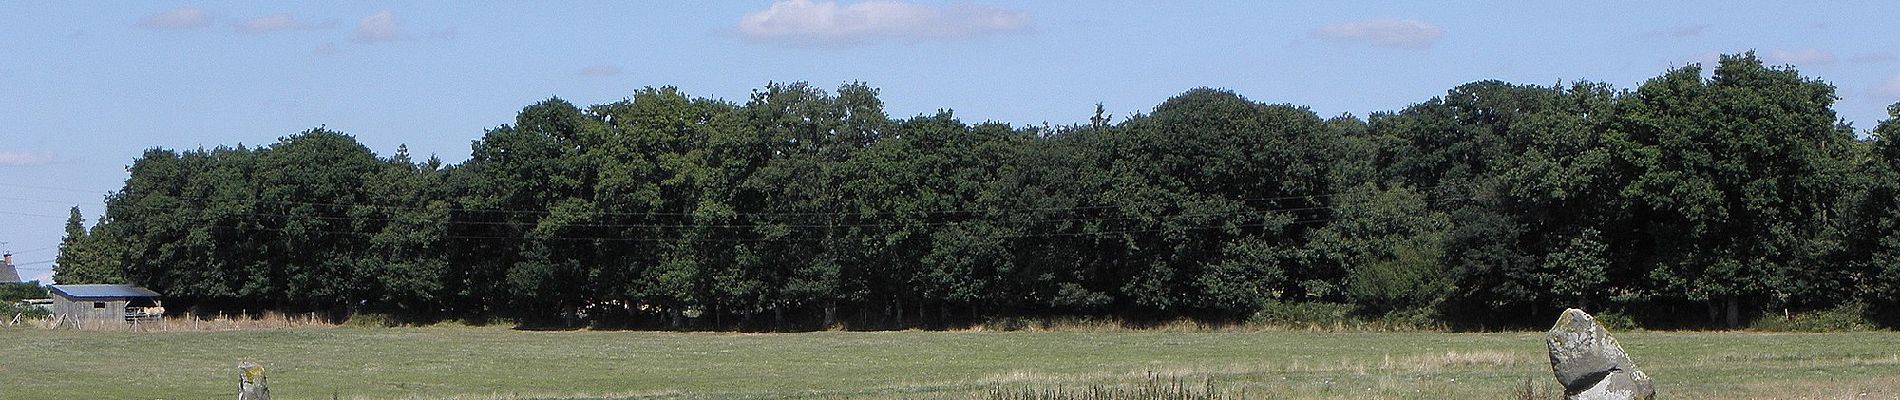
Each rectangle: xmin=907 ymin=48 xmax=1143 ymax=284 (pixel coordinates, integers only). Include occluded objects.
xmin=50 ymin=284 xmax=161 ymax=299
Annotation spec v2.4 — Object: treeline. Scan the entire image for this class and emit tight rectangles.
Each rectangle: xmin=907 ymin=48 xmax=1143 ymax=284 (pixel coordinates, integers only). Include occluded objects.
xmin=53 ymin=53 xmax=1900 ymax=329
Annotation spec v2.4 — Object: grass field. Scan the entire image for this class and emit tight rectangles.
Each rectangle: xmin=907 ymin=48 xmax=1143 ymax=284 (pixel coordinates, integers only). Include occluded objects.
xmin=2 ymin=325 xmax=1897 ymax=399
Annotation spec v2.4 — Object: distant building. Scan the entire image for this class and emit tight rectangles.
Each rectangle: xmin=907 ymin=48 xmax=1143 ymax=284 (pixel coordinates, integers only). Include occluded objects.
xmin=50 ymin=284 xmax=164 ymax=327
xmin=0 ymin=252 xmax=19 ymax=283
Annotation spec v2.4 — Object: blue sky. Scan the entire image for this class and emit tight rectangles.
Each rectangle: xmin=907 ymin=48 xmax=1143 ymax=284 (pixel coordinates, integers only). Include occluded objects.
xmin=3 ymin=1 xmax=1898 ymax=283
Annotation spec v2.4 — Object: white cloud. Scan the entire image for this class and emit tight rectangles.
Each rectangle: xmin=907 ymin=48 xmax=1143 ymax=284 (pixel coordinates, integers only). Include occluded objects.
xmin=353 ymin=10 xmax=402 ymax=43
xmin=138 ymin=7 xmax=210 ymax=30
xmin=738 ymin=0 xmax=1032 ymax=45
xmin=1874 ymin=74 xmax=1900 ymax=98
xmin=579 ymin=64 xmax=623 ymax=77
xmin=1312 ymin=18 xmax=1442 ymax=49
xmin=0 ymin=151 xmax=55 ymax=166
xmin=238 ymin=14 xmax=331 ymax=33
xmin=1766 ymin=48 xmax=1836 ymax=66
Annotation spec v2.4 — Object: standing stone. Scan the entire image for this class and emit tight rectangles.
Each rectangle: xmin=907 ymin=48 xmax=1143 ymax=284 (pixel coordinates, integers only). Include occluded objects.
xmin=1546 ymin=309 xmax=1654 ymax=400
xmin=238 ymin=361 xmax=270 ymax=400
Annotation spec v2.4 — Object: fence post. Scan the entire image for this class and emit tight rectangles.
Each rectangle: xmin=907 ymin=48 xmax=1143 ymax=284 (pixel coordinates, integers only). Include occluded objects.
xmin=238 ymin=361 xmax=269 ymax=400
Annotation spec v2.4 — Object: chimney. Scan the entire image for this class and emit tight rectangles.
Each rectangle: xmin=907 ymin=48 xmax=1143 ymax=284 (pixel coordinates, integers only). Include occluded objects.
xmin=0 ymin=252 xmax=15 ymax=283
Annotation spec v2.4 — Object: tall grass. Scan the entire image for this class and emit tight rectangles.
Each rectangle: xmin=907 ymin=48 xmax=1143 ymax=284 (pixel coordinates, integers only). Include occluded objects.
xmin=1509 ymin=377 xmax=1562 ymax=400
xmin=984 ymin=374 xmax=1237 ymax=400
xmin=13 ymin=310 xmax=339 ymax=331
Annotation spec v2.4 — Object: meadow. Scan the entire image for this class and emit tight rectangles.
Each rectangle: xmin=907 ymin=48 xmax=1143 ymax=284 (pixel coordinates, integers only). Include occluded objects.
xmin=2 ymin=325 xmax=1897 ymax=399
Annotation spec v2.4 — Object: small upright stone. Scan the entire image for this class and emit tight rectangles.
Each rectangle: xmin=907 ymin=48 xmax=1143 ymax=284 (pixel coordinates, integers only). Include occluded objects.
xmin=1546 ymin=309 xmax=1654 ymax=400
xmin=238 ymin=361 xmax=270 ymax=400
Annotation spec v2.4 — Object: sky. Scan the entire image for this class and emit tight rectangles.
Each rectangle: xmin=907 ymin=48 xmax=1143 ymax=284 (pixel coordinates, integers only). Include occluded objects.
xmin=3 ymin=1 xmax=1898 ymax=284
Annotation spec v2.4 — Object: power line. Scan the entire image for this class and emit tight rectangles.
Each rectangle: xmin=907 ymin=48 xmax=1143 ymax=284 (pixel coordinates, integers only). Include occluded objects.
xmin=0 ymin=195 xmax=100 ymax=206
xmin=9 ymin=245 xmax=59 ymax=255
xmin=0 ymin=182 xmax=114 ymax=195
xmin=0 ymin=210 xmax=65 ymax=219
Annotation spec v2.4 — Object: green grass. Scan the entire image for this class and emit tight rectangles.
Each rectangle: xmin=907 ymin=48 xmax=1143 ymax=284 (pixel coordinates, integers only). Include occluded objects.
xmin=2 ymin=326 xmax=1897 ymax=399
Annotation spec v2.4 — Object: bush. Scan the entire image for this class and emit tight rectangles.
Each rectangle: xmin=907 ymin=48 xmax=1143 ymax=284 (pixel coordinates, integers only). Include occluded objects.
xmin=1750 ymin=302 xmax=1877 ymax=332
xmin=1 ymin=301 xmax=50 ymax=319
xmin=1375 ymin=307 xmax=1442 ymax=329
xmin=342 ymin=313 xmax=396 ymax=328
xmin=1346 ymin=241 xmax=1449 ymax=315
xmin=1592 ymin=311 xmax=1642 ymax=331
xmin=1248 ymin=302 xmax=1354 ymax=327
xmin=0 ymin=282 xmax=48 ymax=302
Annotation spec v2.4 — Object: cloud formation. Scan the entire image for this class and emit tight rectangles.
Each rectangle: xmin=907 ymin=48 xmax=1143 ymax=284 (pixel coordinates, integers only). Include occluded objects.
xmin=579 ymin=64 xmax=623 ymax=77
xmin=353 ymin=10 xmax=402 ymax=43
xmin=738 ymin=0 xmax=1032 ymax=45
xmin=0 ymin=151 xmax=55 ymax=166
xmin=1766 ymin=48 xmax=1836 ymax=66
xmin=138 ymin=7 xmax=210 ymax=30
xmin=1312 ymin=18 xmax=1442 ymax=49
xmin=239 ymin=14 xmax=332 ymax=33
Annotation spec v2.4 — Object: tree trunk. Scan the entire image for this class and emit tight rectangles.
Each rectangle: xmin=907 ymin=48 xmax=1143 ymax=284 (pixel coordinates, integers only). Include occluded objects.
xmin=1725 ymin=296 xmax=1741 ymax=328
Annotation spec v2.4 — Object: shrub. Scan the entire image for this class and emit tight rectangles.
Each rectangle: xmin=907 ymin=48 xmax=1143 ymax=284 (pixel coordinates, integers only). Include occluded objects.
xmin=1248 ymin=301 xmax=1354 ymax=327
xmin=1592 ymin=311 xmax=1642 ymax=331
xmin=1750 ymin=302 xmax=1877 ymax=332
xmin=1 ymin=301 xmax=51 ymax=320
xmin=342 ymin=313 xmax=396 ymax=328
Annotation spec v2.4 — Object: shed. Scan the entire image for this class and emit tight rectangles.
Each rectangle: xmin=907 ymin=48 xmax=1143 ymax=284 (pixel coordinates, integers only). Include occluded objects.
xmin=50 ymin=284 xmax=165 ymax=326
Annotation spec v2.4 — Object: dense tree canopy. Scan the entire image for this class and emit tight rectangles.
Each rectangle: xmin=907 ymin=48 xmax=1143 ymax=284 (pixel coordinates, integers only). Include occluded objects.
xmin=57 ymin=53 xmax=1900 ymax=329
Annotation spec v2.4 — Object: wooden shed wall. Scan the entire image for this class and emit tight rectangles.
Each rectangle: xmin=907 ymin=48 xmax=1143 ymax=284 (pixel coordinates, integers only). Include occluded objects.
xmin=52 ymin=296 xmax=130 ymax=324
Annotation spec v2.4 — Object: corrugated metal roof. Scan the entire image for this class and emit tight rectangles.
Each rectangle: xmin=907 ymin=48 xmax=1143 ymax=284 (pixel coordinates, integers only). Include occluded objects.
xmin=51 ymin=284 xmax=161 ymax=298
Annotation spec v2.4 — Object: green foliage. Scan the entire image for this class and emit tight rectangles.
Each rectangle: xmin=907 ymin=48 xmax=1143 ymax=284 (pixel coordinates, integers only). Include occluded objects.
xmin=1591 ymin=311 xmax=1642 ymax=332
xmin=78 ymin=54 xmax=1900 ymax=329
xmin=1247 ymin=301 xmax=1354 ymax=327
xmin=51 ymin=207 xmax=126 ymax=284
xmin=0 ymin=282 xmax=50 ymax=319
xmin=1621 ymin=53 xmax=1860 ymax=322
xmin=0 ymin=282 xmax=48 ymax=302
xmin=1749 ymin=302 xmax=1877 ymax=332
xmin=1346 ymin=239 xmax=1448 ymax=314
